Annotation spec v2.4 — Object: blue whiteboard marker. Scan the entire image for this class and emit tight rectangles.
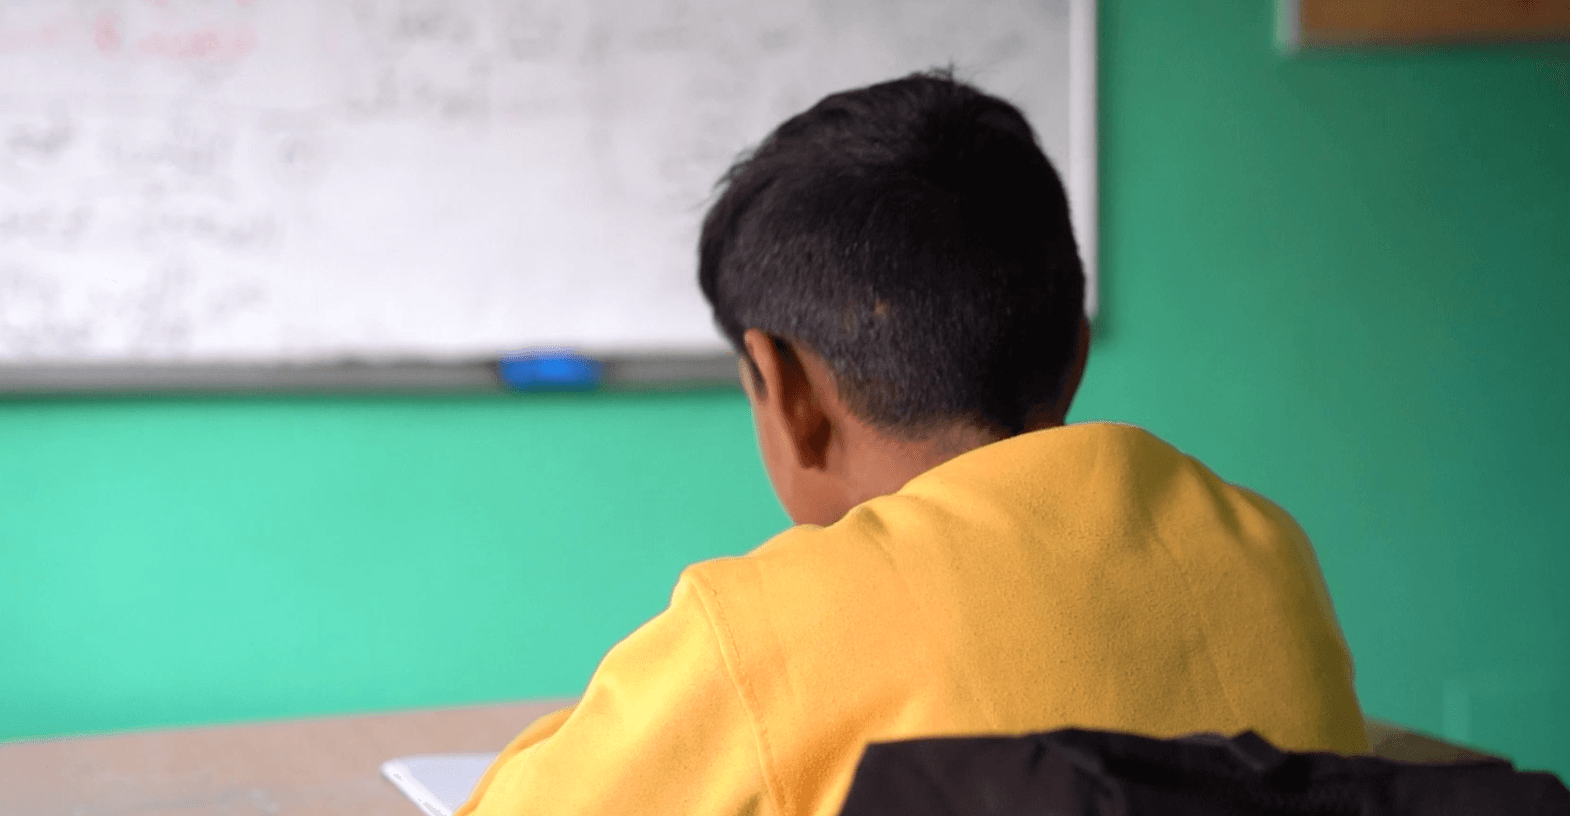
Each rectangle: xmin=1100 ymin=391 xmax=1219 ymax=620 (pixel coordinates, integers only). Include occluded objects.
xmin=497 ymin=352 xmax=604 ymax=391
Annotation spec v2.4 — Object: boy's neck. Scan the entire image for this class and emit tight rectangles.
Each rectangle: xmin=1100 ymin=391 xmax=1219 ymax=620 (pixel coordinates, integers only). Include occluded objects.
xmin=836 ymin=416 xmax=1064 ymax=514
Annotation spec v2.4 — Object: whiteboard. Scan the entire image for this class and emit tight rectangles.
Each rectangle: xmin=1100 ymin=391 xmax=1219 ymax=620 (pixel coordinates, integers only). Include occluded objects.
xmin=0 ymin=0 xmax=1095 ymax=366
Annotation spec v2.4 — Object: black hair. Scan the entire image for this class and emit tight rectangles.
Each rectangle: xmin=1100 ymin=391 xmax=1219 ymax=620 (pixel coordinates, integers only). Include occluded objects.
xmin=698 ymin=70 xmax=1085 ymax=438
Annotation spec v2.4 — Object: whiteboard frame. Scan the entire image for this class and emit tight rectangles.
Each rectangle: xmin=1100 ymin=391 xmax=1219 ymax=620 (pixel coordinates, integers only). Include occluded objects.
xmin=1071 ymin=0 xmax=1100 ymax=318
xmin=0 ymin=352 xmax=742 ymax=395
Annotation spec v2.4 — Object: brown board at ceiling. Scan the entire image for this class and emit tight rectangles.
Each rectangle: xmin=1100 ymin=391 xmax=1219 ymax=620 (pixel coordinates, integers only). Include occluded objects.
xmin=1294 ymin=0 xmax=1570 ymax=46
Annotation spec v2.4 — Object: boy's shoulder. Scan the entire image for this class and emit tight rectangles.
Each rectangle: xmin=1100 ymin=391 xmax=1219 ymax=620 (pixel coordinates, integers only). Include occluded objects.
xmin=681 ymin=421 xmax=1321 ymax=632
xmin=666 ymin=421 xmax=1363 ymax=763
xmin=679 ymin=422 xmax=1230 ymax=588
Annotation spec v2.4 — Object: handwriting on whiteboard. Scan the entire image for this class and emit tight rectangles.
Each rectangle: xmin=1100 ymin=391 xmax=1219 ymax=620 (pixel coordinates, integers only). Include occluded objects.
xmin=0 ymin=0 xmax=1071 ymax=363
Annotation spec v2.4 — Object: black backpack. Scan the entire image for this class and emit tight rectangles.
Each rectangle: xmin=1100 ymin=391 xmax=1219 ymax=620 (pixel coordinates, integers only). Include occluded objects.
xmin=838 ymin=728 xmax=1570 ymax=815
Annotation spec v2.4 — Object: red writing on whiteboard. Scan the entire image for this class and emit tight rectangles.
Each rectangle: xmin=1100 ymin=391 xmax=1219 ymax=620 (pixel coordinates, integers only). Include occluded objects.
xmin=0 ymin=12 xmax=257 ymax=61
xmin=95 ymin=15 xmax=122 ymax=54
xmin=137 ymin=25 xmax=256 ymax=61
xmin=0 ymin=19 xmax=72 ymax=52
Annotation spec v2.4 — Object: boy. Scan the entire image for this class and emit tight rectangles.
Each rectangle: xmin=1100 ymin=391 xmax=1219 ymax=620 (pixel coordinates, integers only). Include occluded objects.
xmin=459 ymin=72 xmax=1366 ymax=816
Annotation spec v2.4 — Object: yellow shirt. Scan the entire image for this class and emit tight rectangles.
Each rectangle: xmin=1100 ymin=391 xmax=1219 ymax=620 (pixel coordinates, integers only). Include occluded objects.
xmin=459 ymin=422 xmax=1366 ymax=816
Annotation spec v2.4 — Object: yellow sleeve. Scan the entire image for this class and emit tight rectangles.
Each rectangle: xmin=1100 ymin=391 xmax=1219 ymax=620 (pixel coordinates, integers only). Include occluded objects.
xmin=455 ymin=575 xmax=773 ymax=816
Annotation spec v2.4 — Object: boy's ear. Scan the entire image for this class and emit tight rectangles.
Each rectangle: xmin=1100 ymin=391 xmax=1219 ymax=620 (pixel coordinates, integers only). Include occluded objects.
xmin=1021 ymin=314 xmax=1092 ymax=431
xmin=741 ymin=329 xmax=832 ymax=471
xmin=1054 ymin=315 xmax=1092 ymax=421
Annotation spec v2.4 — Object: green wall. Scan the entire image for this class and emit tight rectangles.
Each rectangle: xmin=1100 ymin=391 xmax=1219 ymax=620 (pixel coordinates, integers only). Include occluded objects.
xmin=3 ymin=0 xmax=1567 ymax=778
xmin=1088 ymin=2 xmax=1570 ymax=776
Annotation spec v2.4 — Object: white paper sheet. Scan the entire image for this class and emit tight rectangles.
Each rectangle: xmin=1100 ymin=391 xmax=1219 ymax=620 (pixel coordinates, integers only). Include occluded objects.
xmin=381 ymin=752 xmax=499 ymax=816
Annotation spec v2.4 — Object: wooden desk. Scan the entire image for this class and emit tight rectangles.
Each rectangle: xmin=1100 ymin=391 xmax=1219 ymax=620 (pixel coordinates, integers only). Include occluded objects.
xmin=0 ymin=700 xmax=571 ymax=816
xmin=0 ymin=705 xmax=1494 ymax=816
xmin=1364 ymin=717 xmax=1498 ymax=764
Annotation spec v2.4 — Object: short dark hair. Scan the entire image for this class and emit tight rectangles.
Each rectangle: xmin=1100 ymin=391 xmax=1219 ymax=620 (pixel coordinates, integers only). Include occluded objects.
xmin=698 ymin=70 xmax=1084 ymax=437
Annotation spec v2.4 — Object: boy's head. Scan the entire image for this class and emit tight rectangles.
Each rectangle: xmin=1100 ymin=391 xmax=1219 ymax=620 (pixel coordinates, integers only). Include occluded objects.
xmin=699 ymin=71 xmax=1089 ymax=526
